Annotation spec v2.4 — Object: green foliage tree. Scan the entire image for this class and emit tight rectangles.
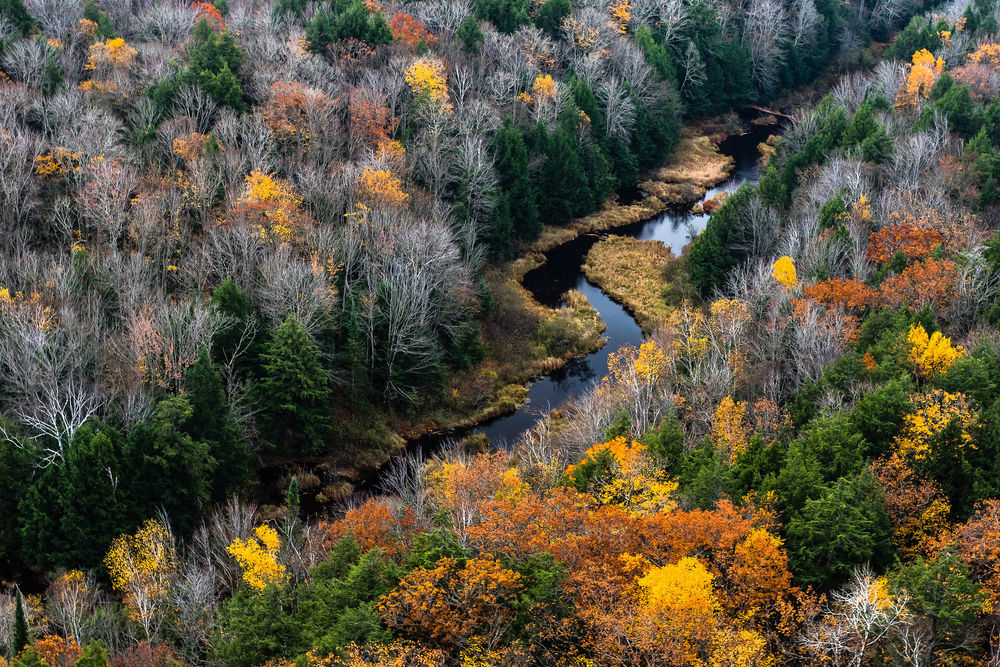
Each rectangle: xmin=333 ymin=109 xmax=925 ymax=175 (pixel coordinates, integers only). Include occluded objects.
xmin=686 ymin=183 xmax=755 ymax=296
xmin=786 ymin=473 xmax=892 ymax=588
xmin=76 ymin=640 xmax=110 ymax=667
xmin=0 ymin=0 xmax=34 ymax=35
xmin=534 ymin=0 xmax=570 ymax=38
xmin=124 ymin=396 xmax=214 ymax=534
xmin=474 ymin=0 xmax=529 ymax=33
xmin=455 ymin=14 xmax=483 ymax=53
xmin=185 ymin=346 xmax=249 ymax=500
xmin=492 ymin=118 xmax=540 ymax=249
xmin=83 ymin=0 xmax=116 ymax=39
xmin=12 ymin=589 xmax=28 ymax=656
xmin=255 ymin=315 xmax=332 ymax=454
xmin=890 ymin=551 xmax=987 ymax=651
xmin=173 ymin=19 xmax=246 ymax=110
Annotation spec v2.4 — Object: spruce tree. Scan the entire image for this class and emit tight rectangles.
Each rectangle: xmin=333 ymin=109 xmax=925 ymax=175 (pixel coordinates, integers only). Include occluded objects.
xmin=255 ymin=315 xmax=332 ymax=454
xmin=492 ymin=119 xmax=539 ymax=241
xmin=12 ymin=588 xmax=28 ymax=656
xmin=185 ymin=346 xmax=249 ymax=500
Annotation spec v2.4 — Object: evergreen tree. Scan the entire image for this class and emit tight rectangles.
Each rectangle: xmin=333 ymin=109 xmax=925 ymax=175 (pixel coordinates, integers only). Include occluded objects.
xmin=210 ymin=278 xmax=261 ymax=376
xmin=185 ymin=346 xmax=249 ymax=500
xmin=474 ymin=0 xmax=529 ymax=33
xmin=12 ymin=588 xmax=28 ymax=656
xmin=455 ymin=14 xmax=483 ymax=53
xmin=0 ymin=0 xmax=34 ymax=35
xmin=76 ymin=640 xmax=110 ymax=667
xmin=255 ymin=315 xmax=332 ymax=454
xmin=538 ymin=126 xmax=588 ymax=225
xmin=492 ymin=119 xmax=540 ymax=242
xmin=786 ymin=473 xmax=893 ymax=588
xmin=686 ymin=183 xmax=755 ymax=296
xmin=83 ymin=1 xmax=116 ymax=39
xmin=59 ymin=425 xmax=129 ymax=567
xmin=535 ymin=0 xmax=570 ymax=38
xmin=124 ymin=397 xmax=213 ymax=534
xmin=176 ymin=18 xmax=246 ymax=110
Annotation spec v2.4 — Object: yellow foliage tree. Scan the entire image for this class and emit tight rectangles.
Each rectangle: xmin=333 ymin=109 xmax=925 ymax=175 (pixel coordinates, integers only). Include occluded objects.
xmin=897 ymin=49 xmax=945 ymax=108
xmin=531 ymin=73 xmax=556 ymax=102
xmin=405 ymin=58 xmax=450 ymax=110
xmin=637 ymin=557 xmax=720 ymax=664
xmin=609 ymin=0 xmax=631 ymax=34
xmin=771 ymin=256 xmax=797 ymax=288
xmin=970 ymin=42 xmax=1000 ymax=68
xmin=237 ymin=171 xmax=309 ymax=243
xmin=227 ymin=524 xmax=287 ymax=591
xmin=85 ymin=38 xmax=137 ymax=70
xmin=907 ymin=323 xmax=963 ymax=377
xmin=894 ymin=390 xmax=978 ymax=461
xmin=104 ymin=519 xmax=177 ymax=638
xmin=358 ymin=166 xmax=409 ymax=207
xmin=565 ymin=437 xmax=678 ymax=514
xmin=711 ymin=396 xmax=751 ymax=462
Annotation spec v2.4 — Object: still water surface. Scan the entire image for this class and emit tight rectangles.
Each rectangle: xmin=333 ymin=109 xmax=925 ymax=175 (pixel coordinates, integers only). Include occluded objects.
xmin=475 ymin=122 xmax=775 ymax=444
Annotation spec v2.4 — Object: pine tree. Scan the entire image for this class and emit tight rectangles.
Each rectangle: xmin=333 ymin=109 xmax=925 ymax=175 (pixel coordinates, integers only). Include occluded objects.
xmin=492 ymin=119 xmax=539 ymax=241
xmin=185 ymin=345 xmax=249 ymax=500
xmin=76 ymin=640 xmax=110 ymax=667
xmin=12 ymin=588 xmax=28 ymax=656
xmin=255 ymin=315 xmax=332 ymax=454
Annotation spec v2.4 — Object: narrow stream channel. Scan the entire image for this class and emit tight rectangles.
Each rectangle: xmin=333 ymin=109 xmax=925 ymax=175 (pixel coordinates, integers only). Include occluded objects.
xmin=474 ymin=119 xmax=778 ymax=445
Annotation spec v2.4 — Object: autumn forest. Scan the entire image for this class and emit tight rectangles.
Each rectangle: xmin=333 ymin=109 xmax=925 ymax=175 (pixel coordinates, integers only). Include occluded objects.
xmin=2 ymin=0 xmax=1000 ymax=664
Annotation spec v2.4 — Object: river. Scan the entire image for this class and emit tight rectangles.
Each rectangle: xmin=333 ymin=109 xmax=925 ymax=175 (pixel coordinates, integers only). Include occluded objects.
xmin=473 ymin=119 xmax=778 ymax=445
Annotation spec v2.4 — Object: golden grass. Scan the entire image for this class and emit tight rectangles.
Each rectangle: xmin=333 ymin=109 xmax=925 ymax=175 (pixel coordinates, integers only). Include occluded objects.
xmin=652 ymin=128 xmax=734 ymax=190
xmin=529 ymin=196 xmax=670 ymax=253
xmin=582 ymin=236 xmax=696 ymax=334
xmin=401 ymin=257 xmax=605 ymax=438
xmin=583 ymin=236 xmax=674 ymax=333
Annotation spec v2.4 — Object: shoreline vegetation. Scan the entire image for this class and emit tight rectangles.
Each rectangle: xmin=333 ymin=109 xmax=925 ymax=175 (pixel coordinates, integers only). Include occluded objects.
xmin=396 ymin=120 xmax=743 ymax=446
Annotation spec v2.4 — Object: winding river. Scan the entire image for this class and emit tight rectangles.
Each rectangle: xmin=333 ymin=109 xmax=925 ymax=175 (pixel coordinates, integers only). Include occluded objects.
xmin=473 ymin=119 xmax=778 ymax=445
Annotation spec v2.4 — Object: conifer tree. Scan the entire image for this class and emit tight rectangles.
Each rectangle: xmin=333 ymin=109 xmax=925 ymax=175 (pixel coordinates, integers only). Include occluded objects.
xmin=12 ymin=588 xmax=28 ymax=656
xmin=255 ymin=315 xmax=332 ymax=454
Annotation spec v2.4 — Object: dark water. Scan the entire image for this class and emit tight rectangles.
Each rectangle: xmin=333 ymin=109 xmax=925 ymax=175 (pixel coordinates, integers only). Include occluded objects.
xmin=474 ymin=121 xmax=777 ymax=445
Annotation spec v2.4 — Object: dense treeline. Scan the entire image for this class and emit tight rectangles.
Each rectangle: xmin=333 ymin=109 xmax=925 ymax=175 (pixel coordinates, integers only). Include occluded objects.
xmin=0 ymin=0 xmax=965 ymax=663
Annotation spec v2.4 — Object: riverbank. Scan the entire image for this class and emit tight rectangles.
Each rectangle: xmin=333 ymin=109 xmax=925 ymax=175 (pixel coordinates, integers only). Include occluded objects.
xmin=528 ymin=124 xmax=737 ymax=253
xmin=390 ymin=255 xmax=605 ymax=441
xmin=582 ymin=236 xmax=692 ymax=334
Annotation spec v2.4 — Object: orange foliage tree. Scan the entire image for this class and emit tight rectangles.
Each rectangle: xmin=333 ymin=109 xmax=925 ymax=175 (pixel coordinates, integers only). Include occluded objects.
xmin=377 ymin=556 xmax=523 ymax=651
xmin=390 ymin=14 xmax=437 ymax=50
xmin=321 ymin=498 xmax=421 ymax=558
xmin=191 ymin=1 xmax=224 ymax=31
xmin=878 ymin=258 xmax=960 ymax=314
xmin=34 ymin=635 xmax=82 ymax=667
xmin=866 ymin=223 xmax=945 ymax=264
xmin=263 ymin=81 xmax=333 ymax=151
xmin=957 ymin=499 xmax=1000 ymax=606
xmin=871 ymin=454 xmax=951 ymax=559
